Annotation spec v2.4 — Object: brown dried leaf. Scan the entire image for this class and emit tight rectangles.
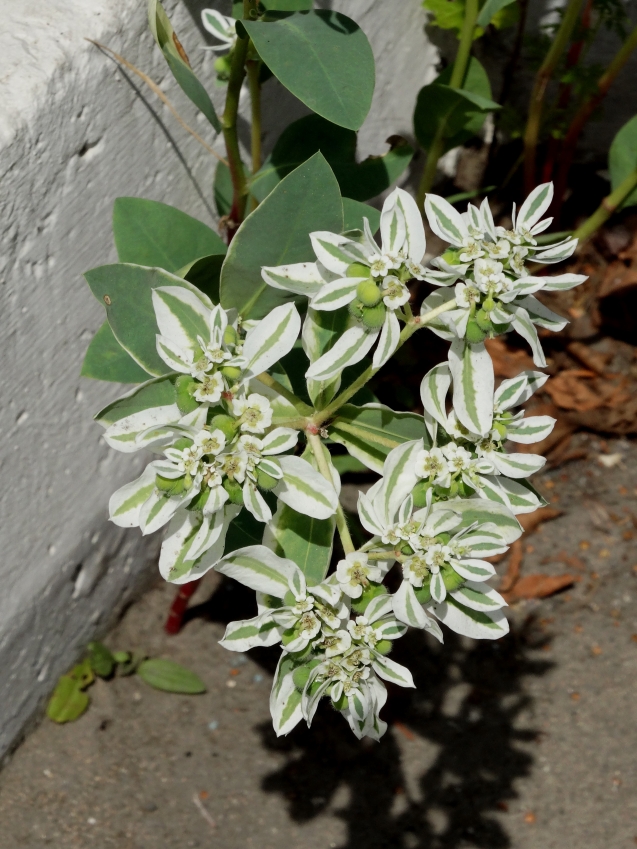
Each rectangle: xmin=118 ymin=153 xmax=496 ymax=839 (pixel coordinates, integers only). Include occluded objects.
xmin=518 ymin=507 xmax=562 ymax=534
xmin=484 ymin=338 xmax=535 ymax=378
xmin=507 ymin=574 xmax=575 ymax=601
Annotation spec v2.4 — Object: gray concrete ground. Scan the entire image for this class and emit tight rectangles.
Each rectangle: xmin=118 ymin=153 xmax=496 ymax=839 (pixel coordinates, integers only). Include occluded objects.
xmin=0 ymin=433 xmax=636 ymax=849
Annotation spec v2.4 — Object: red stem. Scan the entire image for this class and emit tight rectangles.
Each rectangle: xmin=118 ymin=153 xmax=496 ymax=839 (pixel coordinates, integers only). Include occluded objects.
xmin=164 ymin=579 xmax=202 ymax=634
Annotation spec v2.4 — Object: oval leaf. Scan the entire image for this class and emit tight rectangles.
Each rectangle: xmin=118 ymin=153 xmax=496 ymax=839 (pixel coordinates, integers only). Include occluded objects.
xmin=137 ymin=658 xmax=207 ymax=694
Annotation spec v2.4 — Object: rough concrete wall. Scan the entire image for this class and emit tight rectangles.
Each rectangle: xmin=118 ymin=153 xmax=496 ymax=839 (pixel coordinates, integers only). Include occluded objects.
xmin=0 ymin=0 xmax=437 ymax=758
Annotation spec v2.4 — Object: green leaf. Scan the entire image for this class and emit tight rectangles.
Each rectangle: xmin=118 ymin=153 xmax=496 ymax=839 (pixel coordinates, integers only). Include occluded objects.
xmin=95 ymin=375 xmax=177 ymax=425
xmin=113 ymin=198 xmax=225 ymax=273
xmin=476 ymin=0 xmax=517 ymax=27
xmin=220 ymin=153 xmax=343 ymax=319
xmin=87 ymin=642 xmax=115 ymax=678
xmin=330 ymin=403 xmax=430 ymax=474
xmin=47 ymin=676 xmax=91 ymax=723
xmin=609 ymin=115 xmax=637 ymax=208
xmin=148 ymin=0 xmax=221 ymax=131
xmin=81 ymin=321 xmax=151 ymax=383
xmin=243 ymin=11 xmax=375 ymax=131
xmin=262 ymin=0 xmax=312 ymax=10
xmin=331 ymin=454 xmax=368 ymax=474
xmin=342 ymin=198 xmax=381 ymax=234
xmin=137 ymin=658 xmax=207 ymax=694
xmin=85 ymin=264 xmax=204 ymax=375
xmin=178 ymin=254 xmax=224 ymax=303
xmin=414 ymin=58 xmax=498 ymax=154
xmin=248 ymin=115 xmax=412 ymax=203
xmin=268 ymin=503 xmax=335 ymax=585
xmin=224 ymin=507 xmax=268 ymax=553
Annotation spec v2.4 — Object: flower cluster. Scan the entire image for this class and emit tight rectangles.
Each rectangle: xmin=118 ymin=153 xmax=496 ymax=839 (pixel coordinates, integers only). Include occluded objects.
xmin=421 ymin=184 xmax=586 ymax=367
xmin=90 ymin=180 xmax=586 ymax=741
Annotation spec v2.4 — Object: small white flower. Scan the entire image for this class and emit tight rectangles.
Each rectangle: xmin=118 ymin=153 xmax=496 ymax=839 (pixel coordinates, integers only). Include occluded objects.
xmin=219 ymin=451 xmax=247 ymax=483
xmin=232 ymin=393 xmax=273 ymax=433
xmin=454 ymin=281 xmax=481 ymax=309
xmin=425 ymin=543 xmax=451 ymax=573
xmin=368 ymin=253 xmax=393 ymax=277
xmin=459 ymin=238 xmax=485 ymax=263
xmin=510 ymin=246 xmax=529 ymax=276
xmin=402 ymin=554 xmax=429 ymax=588
xmin=194 ymin=428 xmax=226 ymax=457
xmin=193 ymin=371 xmax=224 ymax=404
xmin=486 ymin=238 xmax=511 ymax=259
xmin=238 ymin=434 xmax=263 ymax=458
xmin=442 ymin=442 xmax=473 ymax=473
xmin=341 ymin=646 xmax=372 ymax=671
xmin=474 ymin=258 xmax=506 ymax=294
xmin=414 ymin=447 xmax=449 ymax=486
xmin=381 ymin=275 xmax=410 ymax=309
xmin=322 ymin=629 xmax=352 ymax=658
xmin=405 ymin=259 xmax=426 ymax=280
xmin=336 ymin=552 xmax=382 ymax=599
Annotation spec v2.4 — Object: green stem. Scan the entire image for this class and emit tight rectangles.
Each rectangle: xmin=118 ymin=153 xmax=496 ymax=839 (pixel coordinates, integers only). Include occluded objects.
xmin=222 ymin=3 xmax=257 ymax=232
xmin=522 ymin=0 xmax=585 ymax=193
xmin=246 ymin=57 xmax=262 ymax=212
xmin=306 ymin=432 xmax=355 ymax=555
xmin=255 ymin=373 xmax=313 ymax=416
xmin=572 ymin=168 xmax=637 ymax=245
xmin=314 ymin=299 xmax=457 ymax=426
xmin=416 ymin=0 xmax=479 ymax=207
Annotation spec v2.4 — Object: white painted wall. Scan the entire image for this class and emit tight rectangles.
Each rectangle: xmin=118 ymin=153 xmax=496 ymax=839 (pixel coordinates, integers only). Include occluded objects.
xmin=0 ymin=0 xmax=437 ymax=757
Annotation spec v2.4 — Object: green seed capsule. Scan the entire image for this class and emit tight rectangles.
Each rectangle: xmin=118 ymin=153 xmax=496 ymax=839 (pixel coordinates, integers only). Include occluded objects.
xmin=214 ymin=55 xmax=231 ymax=80
xmin=362 ymin=302 xmax=387 ymax=329
xmin=348 ymin=299 xmax=365 ymax=320
xmin=442 ymin=565 xmax=465 ymax=591
xmin=375 ymin=639 xmax=393 ymax=656
xmin=482 ymin=296 xmax=496 ymax=313
xmin=475 ymin=308 xmax=493 ymax=332
xmin=223 ymin=478 xmax=244 ymax=505
xmin=466 ymin=319 xmax=488 ymax=344
xmin=356 ymin=279 xmax=382 ymax=307
xmin=350 ymin=583 xmax=386 ymax=615
xmin=494 ymin=421 xmax=507 ymax=440
xmin=220 ymin=365 xmax=242 ymax=382
xmin=175 ymin=375 xmax=199 ymax=414
xmin=412 ymin=479 xmax=432 ymax=508
xmin=292 ymin=666 xmax=311 ymax=691
xmin=256 ymin=468 xmax=278 ymax=491
xmin=347 ymin=261 xmax=371 ymax=279
xmin=210 ymin=414 xmax=237 ymax=441
xmin=223 ymin=325 xmax=238 ymax=346
xmin=155 ymin=474 xmax=185 ymax=496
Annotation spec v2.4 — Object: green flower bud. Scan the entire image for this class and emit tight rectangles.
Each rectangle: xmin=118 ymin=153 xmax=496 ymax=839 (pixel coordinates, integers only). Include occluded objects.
xmin=441 ymin=248 xmax=462 ymax=265
xmin=175 ymin=375 xmax=199 ymax=415
xmin=356 ymin=279 xmax=382 ymax=307
xmin=214 ymin=54 xmax=232 ymax=81
xmin=493 ymin=421 xmax=507 ymax=440
xmin=482 ymin=296 xmax=496 ymax=313
xmin=223 ymin=325 xmax=238 ymax=346
xmin=256 ymin=468 xmax=278 ymax=491
xmin=210 ymin=414 xmax=237 ymax=441
xmin=414 ymin=581 xmax=431 ymax=605
xmin=475 ymin=309 xmax=493 ymax=332
xmin=400 ymin=543 xmax=414 ymax=556
xmin=412 ymin=479 xmax=433 ymax=508
xmin=442 ymin=565 xmax=465 ymax=592
xmin=466 ymin=319 xmax=488 ymax=344
xmin=223 ymin=478 xmax=244 ymax=505
xmin=350 ymin=582 xmax=386 ymax=615
xmin=375 ymin=639 xmax=393 ymax=656
xmin=155 ymin=474 xmax=185 ymax=496
xmin=346 ymin=261 xmax=371 ymax=279
xmin=220 ymin=365 xmax=242 ymax=382
xmin=361 ymin=302 xmax=387 ymax=329
xmin=348 ymin=299 xmax=365 ymax=320
xmin=292 ymin=666 xmax=311 ymax=691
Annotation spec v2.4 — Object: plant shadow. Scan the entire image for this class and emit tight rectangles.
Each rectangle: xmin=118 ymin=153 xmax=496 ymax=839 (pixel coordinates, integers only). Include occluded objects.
xmin=186 ymin=581 xmax=553 ymax=848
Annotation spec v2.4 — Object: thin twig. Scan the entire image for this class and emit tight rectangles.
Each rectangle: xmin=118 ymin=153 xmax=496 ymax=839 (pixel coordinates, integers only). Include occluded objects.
xmin=86 ymin=39 xmax=228 ymax=166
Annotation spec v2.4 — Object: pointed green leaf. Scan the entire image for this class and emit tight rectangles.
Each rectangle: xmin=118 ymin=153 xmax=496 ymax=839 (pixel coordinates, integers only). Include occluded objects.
xmin=220 ymin=153 xmax=343 ymax=319
xmin=81 ymin=321 xmax=151 ymax=383
xmin=137 ymin=658 xmax=206 ymax=694
xmin=268 ymin=502 xmax=335 ymax=586
xmin=243 ymin=11 xmax=374 ymax=131
xmin=342 ymin=198 xmax=381 ymax=234
xmin=113 ymin=198 xmax=225 ymax=273
xmin=46 ymin=676 xmax=90 ymax=723
xmin=609 ymin=115 xmax=637 ymax=208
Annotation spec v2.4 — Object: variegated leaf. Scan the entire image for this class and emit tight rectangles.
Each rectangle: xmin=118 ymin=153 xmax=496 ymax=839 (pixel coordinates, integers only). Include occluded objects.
xmin=490 ymin=450 xmax=545 ymax=478
xmin=152 ymin=286 xmax=210 ymax=353
xmin=509 ymin=304 xmax=546 ymax=367
xmin=392 ymin=187 xmax=427 ymax=262
xmin=310 ymin=277 xmax=361 ymax=311
xmin=371 ymin=653 xmax=415 ymax=688
xmin=220 ymin=612 xmax=281 ymax=652
xmin=516 ymin=295 xmax=568 ymax=331
xmin=275 ymin=456 xmax=338 ymax=519
xmin=451 ymin=558 xmax=496 ymax=582
xmin=393 ymin=581 xmax=431 ymax=629
xmin=261 ymin=262 xmax=325 ymax=297
xmin=243 ymin=302 xmax=301 ymax=378
xmin=448 ymin=338 xmax=494 ymax=436
xmin=270 ymin=655 xmax=304 ymax=737
xmin=309 ymin=231 xmax=367 ymax=276
xmin=420 ymin=362 xmax=451 ymax=431
xmin=375 ymin=439 xmax=423 ymax=526
xmin=450 ymin=580 xmax=507 ymax=612
xmin=533 ymin=237 xmax=578 ymax=263
xmin=506 ymin=415 xmax=555 ymax=444
xmin=494 ymin=370 xmax=548 ymax=410
xmin=305 ymin=324 xmax=378 ymax=381
xmin=109 ymin=465 xmax=156 ymax=527
xmin=516 ymin=182 xmax=553 ymax=230
xmin=424 ymin=194 xmax=468 ymax=246
xmin=380 ymin=194 xmax=406 ymax=254
xmin=429 ymin=596 xmax=510 ymax=639
xmin=542 ymin=273 xmax=587 ymax=292
xmin=215 ymin=545 xmax=298 ymax=596
xmin=372 ymin=310 xmax=400 ymax=369
xmin=243 ymin=482 xmax=273 ymax=523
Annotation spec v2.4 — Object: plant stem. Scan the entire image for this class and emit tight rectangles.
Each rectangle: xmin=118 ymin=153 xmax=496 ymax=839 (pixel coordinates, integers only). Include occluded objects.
xmin=222 ymin=4 xmax=257 ymax=237
xmin=571 ymin=167 xmax=637 ymax=244
xmin=246 ymin=57 xmax=262 ymax=212
xmin=306 ymin=432 xmax=355 ymax=555
xmin=314 ymin=299 xmax=457 ymax=426
xmin=552 ymin=21 xmax=637 ymax=221
xmin=522 ymin=0 xmax=586 ymax=193
xmin=255 ymin=372 xmax=314 ymax=416
xmin=416 ymin=0 xmax=479 ymax=207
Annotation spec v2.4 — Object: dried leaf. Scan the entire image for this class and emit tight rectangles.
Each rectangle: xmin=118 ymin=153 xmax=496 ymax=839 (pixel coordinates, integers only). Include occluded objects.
xmin=484 ymin=338 xmax=535 ymax=378
xmin=499 ymin=539 xmax=523 ymax=593
xmin=506 ymin=573 xmax=575 ymax=601
xmin=518 ymin=506 xmax=562 ymax=534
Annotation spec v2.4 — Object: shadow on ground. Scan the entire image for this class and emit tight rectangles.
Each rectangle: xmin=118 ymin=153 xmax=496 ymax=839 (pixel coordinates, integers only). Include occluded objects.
xmin=186 ymin=579 xmax=553 ymax=849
